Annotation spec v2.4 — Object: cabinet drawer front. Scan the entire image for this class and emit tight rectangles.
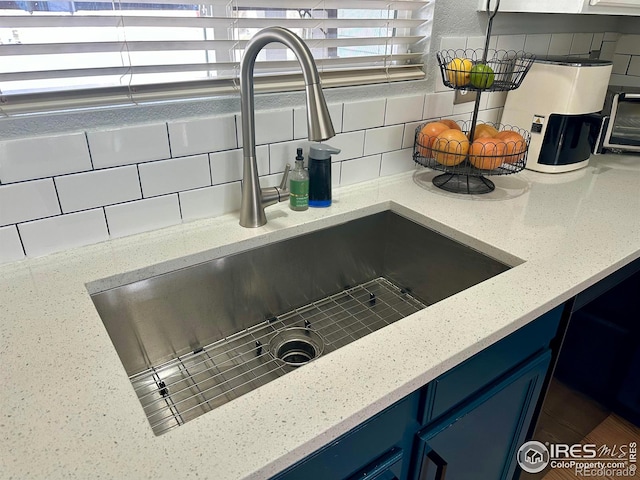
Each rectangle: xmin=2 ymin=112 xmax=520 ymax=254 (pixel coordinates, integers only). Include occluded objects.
xmin=347 ymin=447 xmax=403 ymax=480
xmin=425 ymin=305 xmax=562 ymax=423
xmin=273 ymin=393 xmax=418 ymax=480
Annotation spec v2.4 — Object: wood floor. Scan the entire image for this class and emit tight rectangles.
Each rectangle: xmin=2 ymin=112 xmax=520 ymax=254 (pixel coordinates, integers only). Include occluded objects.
xmin=542 ymin=414 xmax=640 ymax=480
xmin=519 ymin=380 xmax=639 ymax=480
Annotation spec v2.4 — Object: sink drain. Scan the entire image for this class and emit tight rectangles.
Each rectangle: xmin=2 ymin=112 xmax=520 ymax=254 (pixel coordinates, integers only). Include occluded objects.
xmin=269 ymin=327 xmax=324 ymax=367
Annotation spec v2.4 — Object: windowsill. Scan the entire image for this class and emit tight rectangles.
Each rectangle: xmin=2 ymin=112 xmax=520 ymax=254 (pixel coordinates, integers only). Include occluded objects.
xmin=0 ymin=78 xmax=430 ymax=140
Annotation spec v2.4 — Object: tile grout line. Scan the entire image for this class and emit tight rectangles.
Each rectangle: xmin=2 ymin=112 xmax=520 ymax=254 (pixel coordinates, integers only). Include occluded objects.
xmin=102 ymin=207 xmax=111 ymax=237
xmin=84 ymin=131 xmax=95 ymax=170
xmin=165 ymin=123 xmax=173 ymax=159
xmin=51 ymin=177 xmax=64 ymax=215
xmin=13 ymin=223 xmax=27 ymax=257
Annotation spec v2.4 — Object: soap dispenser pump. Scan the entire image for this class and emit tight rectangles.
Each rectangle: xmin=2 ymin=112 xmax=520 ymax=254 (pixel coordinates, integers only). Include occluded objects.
xmin=308 ymin=143 xmax=341 ymax=208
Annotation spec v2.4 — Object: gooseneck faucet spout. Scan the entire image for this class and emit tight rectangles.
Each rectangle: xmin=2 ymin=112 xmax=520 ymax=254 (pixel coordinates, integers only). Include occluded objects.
xmin=239 ymin=27 xmax=335 ymax=228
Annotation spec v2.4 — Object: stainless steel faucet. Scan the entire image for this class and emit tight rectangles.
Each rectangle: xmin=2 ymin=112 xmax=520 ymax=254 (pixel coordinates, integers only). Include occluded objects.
xmin=239 ymin=27 xmax=336 ymax=228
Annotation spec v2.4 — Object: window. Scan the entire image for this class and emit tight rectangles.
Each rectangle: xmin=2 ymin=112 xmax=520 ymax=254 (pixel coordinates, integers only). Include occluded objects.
xmin=0 ymin=0 xmax=431 ymax=113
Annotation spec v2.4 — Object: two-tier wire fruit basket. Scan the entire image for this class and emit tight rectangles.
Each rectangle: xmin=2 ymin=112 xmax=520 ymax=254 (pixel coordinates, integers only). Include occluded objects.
xmin=414 ymin=0 xmax=536 ymax=194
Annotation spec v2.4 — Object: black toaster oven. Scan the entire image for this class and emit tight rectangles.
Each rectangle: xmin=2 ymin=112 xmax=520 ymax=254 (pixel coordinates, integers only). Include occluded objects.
xmin=593 ymin=87 xmax=640 ymax=154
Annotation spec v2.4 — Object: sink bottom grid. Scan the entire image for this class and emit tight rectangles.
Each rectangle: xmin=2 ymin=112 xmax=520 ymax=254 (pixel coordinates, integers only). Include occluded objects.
xmin=130 ymin=276 xmax=426 ymax=435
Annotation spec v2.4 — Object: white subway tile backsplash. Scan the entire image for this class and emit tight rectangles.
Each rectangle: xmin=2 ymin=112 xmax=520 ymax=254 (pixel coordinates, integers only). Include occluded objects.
xmin=238 ymin=109 xmax=293 ymax=147
xmin=612 ymin=54 xmax=632 ymax=75
xmin=340 ymin=155 xmax=381 ymax=186
xmin=615 ymin=35 xmax=640 ymax=55
xmin=209 ymin=146 xmax=268 ymax=185
xmin=385 ymin=95 xmax=425 ymax=125
xmin=548 ymin=34 xmax=573 ymax=56
xmin=603 ymin=32 xmax=620 ymax=42
xmin=452 ymin=97 xmax=476 ymax=115
xmin=600 ymin=41 xmax=617 ymax=61
xmin=402 ymin=121 xmax=423 ymax=150
xmin=0 ymin=179 xmax=60 ymax=227
xmin=609 ymin=74 xmax=640 ymax=87
xmin=88 ymin=124 xmax=170 ymax=169
xmin=476 ymin=108 xmax=502 ymax=125
xmin=179 ymin=182 xmax=241 ymax=221
xmin=363 ymin=125 xmax=404 ymax=156
xmin=105 ymin=195 xmax=181 ymax=238
xmin=55 ymin=166 xmax=141 ymax=213
xmin=0 ymin=133 xmax=91 ymax=184
xmin=259 ymin=172 xmax=287 ymax=189
xmin=269 ymin=140 xmax=310 ymax=174
xmin=446 ymin=113 xmax=473 ymax=125
xmin=423 ymin=92 xmax=454 ymax=119
xmin=0 ymin=225 xmax=25 ymax=263
xmin=168 ymin=115 xmax=237 ymax=157
xmin=486 ymin=91 xmax=508 ymax=110
xmin=440 ymin=37 xmax=466 ymax=52
xmin=294 ymin=104 xmax=343 ymax=139
xmin=591 ymin=33 xmax=604 ymax=52
xmin=332 ymin=162 xmax=341 ymax=187
xmin=380 ymin=149 xmax=415 ymax=177
xmin=628 ymin=56 xmax=640 ymax=77
xmin=524 ymin=34 xmax=551 ymax=56
xmin=18 ymin=209 xmax=108 ymax=257
xmin=342 ymin=99 xmax=386 ymax=132
xmin=329 ymin=131 xmax=365 ymax=162
xmin=139 ymin=155 xmax=210 ymax=198
xmin=496 ymin=35 xmax=526 ymax=53
xmin=465 ymin=36 xmax=485 ymax=51
xmin=571 ymin=33 xmax=594 ymax=55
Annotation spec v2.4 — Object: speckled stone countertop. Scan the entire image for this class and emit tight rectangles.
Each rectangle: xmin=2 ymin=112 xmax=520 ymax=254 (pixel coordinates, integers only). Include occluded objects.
xmin=2 ymin=153 xmax=639 ymax=480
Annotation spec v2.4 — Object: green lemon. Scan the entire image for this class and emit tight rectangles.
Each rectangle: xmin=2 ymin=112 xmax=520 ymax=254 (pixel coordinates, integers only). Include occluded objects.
xmin=470 ymin=63 xmax=495 ymax=89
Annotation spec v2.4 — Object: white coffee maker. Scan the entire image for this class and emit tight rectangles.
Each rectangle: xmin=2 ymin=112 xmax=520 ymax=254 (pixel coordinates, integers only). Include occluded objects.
xmin=501 ymin=56 xmax=612 ymax=173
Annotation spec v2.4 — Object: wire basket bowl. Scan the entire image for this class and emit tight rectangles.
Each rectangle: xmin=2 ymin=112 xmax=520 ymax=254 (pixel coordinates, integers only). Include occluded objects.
xmin=437 ymin=49 xmax=535 ymax=92
xmin=413 ymin=120 xmax=531 ymax=194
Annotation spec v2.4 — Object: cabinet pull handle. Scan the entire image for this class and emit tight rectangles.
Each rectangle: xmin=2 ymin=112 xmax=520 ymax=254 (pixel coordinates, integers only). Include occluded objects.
xmin=418 ymin=447 xmax=448 ymax=480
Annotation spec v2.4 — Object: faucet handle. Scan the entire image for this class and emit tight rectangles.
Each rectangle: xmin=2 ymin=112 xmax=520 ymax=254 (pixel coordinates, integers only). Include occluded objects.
xmin=279 ymin=164 xmax=291 ymax=191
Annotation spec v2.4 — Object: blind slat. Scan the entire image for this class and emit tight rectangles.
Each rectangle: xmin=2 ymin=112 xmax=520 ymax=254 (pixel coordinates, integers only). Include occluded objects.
xmin=0 ymin=36 xmax=424 ymax=56
xmin=33 ymin=0 xmax=428 ymax=10
xmin=0 ymin=64 xmax=425 ymax=114
xmin=0 ymin=15 xmax=425 ymax=29
xmin=0 ymin=53 xmax=422 ymax=81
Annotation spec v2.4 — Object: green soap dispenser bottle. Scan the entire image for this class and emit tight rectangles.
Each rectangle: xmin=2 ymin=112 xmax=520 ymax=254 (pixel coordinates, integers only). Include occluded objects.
xmin=289 ymin=148 xmax=309 ymax=211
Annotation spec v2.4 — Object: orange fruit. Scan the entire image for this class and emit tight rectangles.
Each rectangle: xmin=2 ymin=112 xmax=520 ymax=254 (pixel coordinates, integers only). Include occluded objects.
xmin=417 ymin=122 xmax=450 ymax=158
xmin=440 ymin=119 xmax=461 ymax=131
xmin=472 ymin=123 xmax=500 ymax=141
xmin=469 ymin=137 xmax=506 ymax=170
xmin=433 ymin=129 xmax=470 ymax=167
xmin=495 ymin=130 xmax=526 ymax=164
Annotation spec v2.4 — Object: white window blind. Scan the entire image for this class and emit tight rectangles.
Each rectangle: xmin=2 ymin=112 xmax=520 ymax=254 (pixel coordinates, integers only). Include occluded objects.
xmin=0 ymin=0 xmax=430 ymax=113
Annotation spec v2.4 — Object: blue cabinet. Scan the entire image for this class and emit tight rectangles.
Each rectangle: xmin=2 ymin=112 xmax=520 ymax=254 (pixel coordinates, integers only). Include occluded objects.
xmin=273 ymin=306 xmax=563 ymax=480
xmin=412 ymin=351 xmax=551 ymax=480
xmin=273 ymin=393 xmax=421 ymax=480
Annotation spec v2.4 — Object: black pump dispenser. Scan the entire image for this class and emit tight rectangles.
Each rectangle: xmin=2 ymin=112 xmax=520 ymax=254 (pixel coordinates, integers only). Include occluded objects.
xmin=308 ymin=143 xmax=341 ymax=208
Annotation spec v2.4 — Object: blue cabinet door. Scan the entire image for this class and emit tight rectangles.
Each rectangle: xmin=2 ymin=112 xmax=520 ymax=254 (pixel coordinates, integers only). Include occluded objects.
xmin=412 ymin=350 xmax=551 ymax=480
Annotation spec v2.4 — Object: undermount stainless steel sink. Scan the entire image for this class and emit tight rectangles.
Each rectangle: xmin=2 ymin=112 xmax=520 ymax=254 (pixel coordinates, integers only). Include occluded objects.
xmin=90 ymin=210 xmax=512 ymax=435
